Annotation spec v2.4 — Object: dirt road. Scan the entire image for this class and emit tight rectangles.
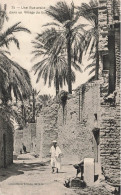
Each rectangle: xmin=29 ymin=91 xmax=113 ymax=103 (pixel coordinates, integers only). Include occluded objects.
xmin=0 ymin=157 xmax=115 ymax=195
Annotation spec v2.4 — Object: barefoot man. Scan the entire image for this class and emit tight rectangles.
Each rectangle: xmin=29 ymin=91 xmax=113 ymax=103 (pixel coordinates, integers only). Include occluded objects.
xmin=50 ymin=140 xmax=62 ymax=173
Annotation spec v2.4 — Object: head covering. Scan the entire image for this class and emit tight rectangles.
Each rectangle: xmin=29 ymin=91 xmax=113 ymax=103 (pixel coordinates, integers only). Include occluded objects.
xmin=52 ymin=140 xmax=57 ymax=143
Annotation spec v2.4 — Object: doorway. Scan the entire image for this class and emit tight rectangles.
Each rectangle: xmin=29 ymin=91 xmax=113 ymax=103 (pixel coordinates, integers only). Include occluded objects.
xmin=3 ymin=134 xmax=6 ymax=168
xmin=93 ymin=129 xmax=100 ymax=162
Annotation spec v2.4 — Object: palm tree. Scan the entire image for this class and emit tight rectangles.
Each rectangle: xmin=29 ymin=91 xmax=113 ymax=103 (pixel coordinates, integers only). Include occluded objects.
xmin=45 ymin=1 xmax=85 ymax=93
xmin=0 ymin=53 xmax=32 ymax=104
xmin=0 ymin=4 xmax=32 ymax=130
xmin=77 ymin=0 xmax=99 ymax=79
xmin=0 ymin=4 xmax=32 ymax=104
xmin=38 ymin=94 xmax=52 ymax=107
xmin=0 ymin=4 xmax=30 ymax=48
xmin=0 ymin=22 xmax=30 ymax=49
xmin=32 ymin=28 xmax=82 ymax=95
xmin=0 ymin=53 xmax=32 ymax=129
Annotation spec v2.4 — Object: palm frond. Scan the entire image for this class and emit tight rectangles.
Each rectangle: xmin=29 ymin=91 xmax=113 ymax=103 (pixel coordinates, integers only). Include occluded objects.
xmin=0 ymin=22 xmax=30 ymax=49
xmin=42 ymin=22 xmax=61 ymax=27
xmin=0 ymin=53 xmax=32 ymax=102
xmin=71 ymin=61 xmax=83 ymax=73
xmin=2 ymin=37 xmax=20 ymax=49
xmin=76 ymin=0 xmax=98 ymax=58
xmin=2 ymin=22 xmax=30 ymax=36
xmin=0 ymin=49 xmax=10 ymax=55
xmin=88 ymin=67 xmax=95 ymax=75
xmin=72 ymin=24 xmax=88 ymax=33
xmin=77 ymin=0 xmax=98 ymax=25
xmin=32 ymin=58 xmax=48 ymax=74
xmin=46 ymin=1 xmax=75 ymax=24
xmin=84 ymin=63 xmax=96 ymax=71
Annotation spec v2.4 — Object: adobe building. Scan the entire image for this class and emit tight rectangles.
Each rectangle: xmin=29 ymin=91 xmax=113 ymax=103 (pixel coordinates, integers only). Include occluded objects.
xmin=98 ymin=0 xmax=120 ymax=186
xmin=12 ymin=0 xmax=120 ymax=187
xmin=36 ymin=0 xmax=120 ymax=187
xmin=0 ymin=110 xmax=13 ymax=168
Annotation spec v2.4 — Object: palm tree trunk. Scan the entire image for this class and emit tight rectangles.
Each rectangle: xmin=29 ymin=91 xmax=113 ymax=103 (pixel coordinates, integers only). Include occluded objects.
xmin=0 ymin=5 xmax=6 ymax=31
xmin=32 ymin=89 xmax=36 ymax=123
xmin=21 ymin=102 xmax=26 ymax=125
xmin=55 ymin=69 xmax=59 ymax=96
xmin=95 ymin=41 xmax=99 ymax=80
xmin=67 ymin=30 xmax=72 ymax=94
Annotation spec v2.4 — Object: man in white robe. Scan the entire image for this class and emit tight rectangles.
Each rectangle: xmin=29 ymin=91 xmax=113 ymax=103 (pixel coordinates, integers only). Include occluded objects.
xmin=50 ymin=140 xmax=62 ymax=173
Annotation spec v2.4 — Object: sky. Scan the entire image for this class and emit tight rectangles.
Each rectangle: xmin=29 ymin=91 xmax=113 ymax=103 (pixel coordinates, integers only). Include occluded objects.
xmin=1 ymin=0 xmax=93 ymax=96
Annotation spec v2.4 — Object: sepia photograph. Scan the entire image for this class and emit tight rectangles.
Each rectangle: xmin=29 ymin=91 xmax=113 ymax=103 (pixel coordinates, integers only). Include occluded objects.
xmin=0 ymin=0 xmax=120 ymax=194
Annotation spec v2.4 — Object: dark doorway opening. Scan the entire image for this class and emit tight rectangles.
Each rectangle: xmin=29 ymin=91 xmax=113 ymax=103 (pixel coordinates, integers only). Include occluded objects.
xmin=103 ymin=33 xmax=116 ymax=94
xmin=93 ymin=129 xmax=100 ymax=162
xmin=3 ymin=134 xmax=6 ymax=168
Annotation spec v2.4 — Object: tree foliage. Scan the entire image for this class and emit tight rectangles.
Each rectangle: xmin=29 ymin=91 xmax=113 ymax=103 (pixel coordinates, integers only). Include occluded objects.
xmin=77 ymin=0 xmax=99 ymax=79
xmin=44 ymin=1 xmax=85 ymax=93
xmin=0 ymin=4 xmax=32 ymax=128
xmin=32 ymin=27 xmax=82 ymax=95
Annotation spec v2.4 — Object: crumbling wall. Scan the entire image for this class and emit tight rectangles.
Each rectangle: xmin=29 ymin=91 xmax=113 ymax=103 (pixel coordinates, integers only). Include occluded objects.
xmin=100 ymin=102 xmax=120 ymax=186
xmin=99 ymin=27 xmax=120 ymax=186
xmin=98 ymin=0 xmax=120 ymax=186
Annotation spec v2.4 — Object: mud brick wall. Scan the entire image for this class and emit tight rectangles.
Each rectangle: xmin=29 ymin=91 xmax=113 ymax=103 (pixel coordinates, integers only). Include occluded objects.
xmin=14 ymin=123 xmax=36 ymax=154
xmin=35 ymin=111 xmax=45 ymax=156
xmin=37 ymin=104 xmax=59 ymax=159
xmin=99 ymin=0 xmax=120 ymax=185
xmin=99 ymin=24 xmax=120 ymax=186
xmin=107 ymin=0 xmax=120 ymax=23
xmin=98 ymin=0 xmax=108 ymax=52
xmin=57 ymin=83 xmax=101 ymax=161
xmin=115 ymin=29 xmax=120 ymax=99
xmin=0 ymin=113 xmax=13 ymax=168
xmin=98 ymin=0 xmax=120 ymax=185
xmin=100 ymin=102 xmax=120 ymax=186
xmin=37 ymin=82 xmax=101 ymax=162
xmin=107 ymin=0 xmax=114 ymax=24
xmin=14 ymin=130 xmax=23 ymax=153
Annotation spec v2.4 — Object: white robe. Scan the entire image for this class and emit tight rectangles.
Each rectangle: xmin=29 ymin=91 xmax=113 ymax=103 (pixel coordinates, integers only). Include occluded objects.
xmin=50 ymin=146 xmax=62 ymax=169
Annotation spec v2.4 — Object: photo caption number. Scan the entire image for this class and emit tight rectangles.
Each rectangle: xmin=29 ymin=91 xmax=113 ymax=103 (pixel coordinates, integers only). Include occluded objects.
xmin=11 ymin=6 xmax=15 ymax=9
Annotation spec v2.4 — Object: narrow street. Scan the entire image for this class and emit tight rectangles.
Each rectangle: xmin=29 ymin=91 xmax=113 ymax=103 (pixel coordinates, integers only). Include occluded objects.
xmin=0 ymin=155 xmax=113 ymax=195
xmin=0 ymin=157 xmax=77 ymax=195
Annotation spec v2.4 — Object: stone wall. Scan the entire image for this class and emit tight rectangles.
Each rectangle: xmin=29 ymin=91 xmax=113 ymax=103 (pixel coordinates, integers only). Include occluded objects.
xmin=0 ymin=112 xmax=13 ymax=168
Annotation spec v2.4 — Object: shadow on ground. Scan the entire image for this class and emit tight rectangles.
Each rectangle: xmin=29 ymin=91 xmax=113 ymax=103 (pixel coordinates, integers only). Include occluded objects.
xmin=0 ymin=161 xmax=48 ymax=182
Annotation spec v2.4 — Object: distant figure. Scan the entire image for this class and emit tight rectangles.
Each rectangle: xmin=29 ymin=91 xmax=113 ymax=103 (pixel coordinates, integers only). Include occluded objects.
xmin=20 ymin=149 xmax=22 ymax=154
xmin=50 ymin=140 xmax=62 ymax=173
xmin=22 ymin=143 xmax=27 ymax=153
xmin=73 ymin=159 xmax=84 ymax=179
